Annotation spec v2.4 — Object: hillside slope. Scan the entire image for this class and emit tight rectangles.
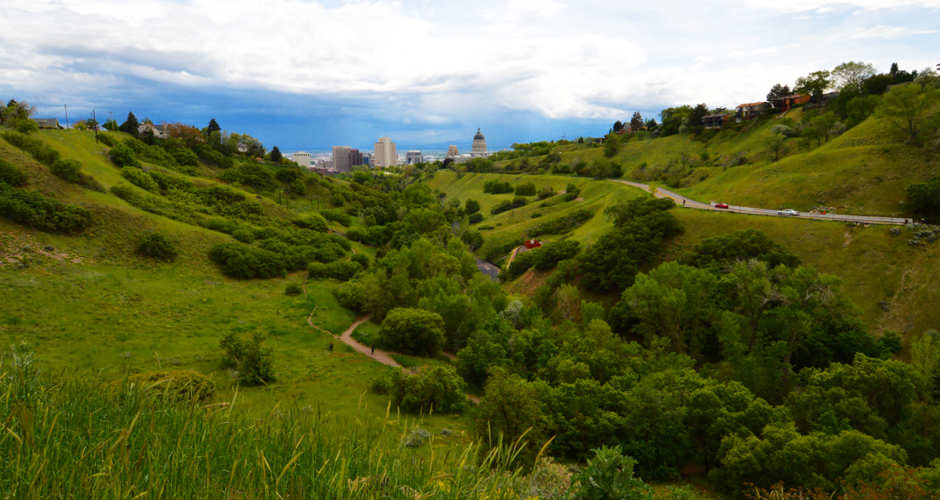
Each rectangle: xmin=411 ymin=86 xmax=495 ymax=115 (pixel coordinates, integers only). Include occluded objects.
xmin=431 ymin=170 xmax=939 ymax=339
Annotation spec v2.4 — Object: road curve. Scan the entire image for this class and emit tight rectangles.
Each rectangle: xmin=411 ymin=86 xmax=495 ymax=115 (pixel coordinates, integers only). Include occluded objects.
xmin=611 ymin=180 xmax=907 ymax=225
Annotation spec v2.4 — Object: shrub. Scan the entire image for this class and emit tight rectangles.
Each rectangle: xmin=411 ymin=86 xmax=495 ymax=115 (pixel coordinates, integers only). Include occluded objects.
xmin=221 ymin=163 xmax=276 ymax=191
xmin=307 ymin=260 xmax=361 ymax=281
xmin=537 ymin=186 xmax=556 ymax=200
xmin=169 ymin=147 xmax=199 ymax=166
xmin=571 ymin=446 xmax=652 ymax=500
xmin=0 ymin=184 xmax=91 ymax=233
xmin=284 ymin=284 xmax=303 ymax=296
xmin=464 ymin=199 xmax=480 ymax=214
xmin=127 ymin=370 xmax=215 ymax=402
xmin=96 ymin=133 xmax=116 ymax=147
xmin=15 ymin=119 xmax=38 ymax=134
xmin=137 ymin=232 xmax=178 ymax=261
xmin=220 ymin=332 xmax=274 ymax=385
xmin=109 ymin=143 xmax=139 ymax=167
xmin=121 ymin=168 xmax=159 ymax=192
xmin=321 ymin=209 xmax=351 ymax=226
xmin=378 ymin=308 xmax=445 ymax=356
xmin=468 ymin=213 xmax=484 ymax=224
xmin=461 ymin=229 xmax=484 ymax=250
xmin=293 ymin=213 xmax=328 ymax=232
xmin=334 ymin=280 xmax=367 ymax=312
xmin=387 ymin=366 xmax=466 ymax=414
xmin=1 ymin=131 xmax=59 ymax=165
xmin=0 ymin=159 xmax=27 ymax=186
xmin=483 ymin=180 xmax=513 ymax=194
xmin=514 ymin=182 xmax=536 ymax=196
xmin=232 ymin=227 xmax=255 ymax=242
xmin=530 ymin=209 xmax=593 ymax=236
xmin=350 ymin=253 xmax=369 ymax=269
xmin=208 ymin=242 xmax=285 ymax=279
xmin=491 ymin=196 xmax=528 ymax=215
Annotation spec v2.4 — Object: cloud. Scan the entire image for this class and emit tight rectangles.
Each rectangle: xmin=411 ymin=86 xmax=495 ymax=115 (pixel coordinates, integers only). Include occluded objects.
xmin=1 ymin=0 xmax=937 ymax=135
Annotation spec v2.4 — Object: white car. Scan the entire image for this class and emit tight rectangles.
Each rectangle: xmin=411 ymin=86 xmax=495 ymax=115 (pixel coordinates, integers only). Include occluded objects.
xmin=777 ymin=209 xmax=799 ymax=216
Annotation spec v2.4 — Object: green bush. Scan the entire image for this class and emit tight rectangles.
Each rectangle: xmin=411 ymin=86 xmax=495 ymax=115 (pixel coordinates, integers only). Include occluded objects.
xmin=537 ymin=186 xmax=556 ymax=200
xmin=15 ymin=119 xmax=38 ymax=134
xmin=378 ymin=308 xmax=445 ymax=356
xmin=307 ymin=260 xmax=361 ymax=281
xmin=109 ymin=143 xmax=140 ymax=168
xmin=490 ymin=196 xmax=528 ymax=215
xmin=483 ymin=180 xmax=513 ymax=194
xmin=127 ymin=370 xmax=215 ymax=402
xmin=121 ymin=168 xmax=159 ymax=192
xmin=293 ymin=213 xmax=328 ymax=232
xmin=514 ymin=183 xmax=536 ymax=196
xmin=137 ymin=233 xmax=178 ymax=262
xmin=0 ymin=159 xmax=27 ymax=187
xmin=571 ymin=446 xmax=651 ymax=500
xmin=530 ymin=209 xmax=593 ymax=236
xmin=0 ymin=184 xmax=91 ymax=233
xmin=464 ymin=199 xmax=480 ymax=214
xmin=468 ymin=213 xmax=484 ymax=224
xmin=387 ymin=366 xmax=466 ymax=414
xmin=333 ymin=280 xmax=367 ymax=312
xmin=1 ymin=131 xmax=60 ymax=166
xmin=284 ymin=284 xmax=303 ymax=296
xmin=321 ymin=209 xmax=351 ymax=226
xmin=169 ymin=147 xmax=199 ymax=166
xmin=208 ymin=242 xmax=285 ymax=279
xmin=220 ymin=332 xmax=274 ymax=386
xmin=350 ymin=253 xmax=369 ymax=269
xmin=96 ymin=133 xmax=116 ymax=147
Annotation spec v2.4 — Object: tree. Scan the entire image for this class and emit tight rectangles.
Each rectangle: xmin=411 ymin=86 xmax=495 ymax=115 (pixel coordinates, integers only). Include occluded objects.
xmin=102 ymin=119 xmax=118 ymax=131
xmin=378 ymin=307 xmax=445 ymax=356
xmin=765 ymin=132 xmax=786 ymax=162
xmin=879 ymin=83 xmax=935 ymax=143
xmin=0 ymin=99 xmax=34 ymax=124
xmin=603 ymin=134 xmax=619 ymax=157
xmin=794 ymin=70 xmax=831 ymax=102
xmin=269 ymin=146 xmax=282 ymax=163
xmin=906 ymin=178 xmax=940 ymax=222
xmin=475 ymin=368 xmax=545 ymax=449
xmin=767 ymin=83 xmax=791 ymax=102
xmin=687 ymin=103 xmax=708 ymax=133
xmin=629 ymin=111 xmax=644 ymax=131
xmin=612 ymin=120 xmax=624 ymax=132
xmin=119 ymin=112 xmax=140 ymax=137
xmin=464 ymin=199 xmax=480 ymax=214
xmin=832 ymin=61 xmax=877 ymax=92
xmin=207 ymin=118 xmax=220 ymax=134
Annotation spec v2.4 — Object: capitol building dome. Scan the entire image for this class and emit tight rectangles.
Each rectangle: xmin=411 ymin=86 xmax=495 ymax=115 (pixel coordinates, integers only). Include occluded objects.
xmin=471 ymin=128 xmax=487 ymax=157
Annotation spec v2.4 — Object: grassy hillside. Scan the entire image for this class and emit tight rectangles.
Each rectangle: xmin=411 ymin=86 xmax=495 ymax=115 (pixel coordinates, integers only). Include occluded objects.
xmin=492 ymin=104 xmax=936 ymax=217
xmin=0 ymin=129 xmax=457 ymax=429
xmin=431 ymin=171 xmax=939 ymax=339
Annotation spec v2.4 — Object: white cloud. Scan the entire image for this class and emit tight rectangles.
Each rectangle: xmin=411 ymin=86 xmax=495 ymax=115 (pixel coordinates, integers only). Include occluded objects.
xmin=0 ymin=0 xmax=937 ymax=122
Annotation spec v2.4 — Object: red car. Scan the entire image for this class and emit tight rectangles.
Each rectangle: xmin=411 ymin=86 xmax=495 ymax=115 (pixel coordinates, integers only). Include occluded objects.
xmin=714 ymin=202 xmax=729 ymax=209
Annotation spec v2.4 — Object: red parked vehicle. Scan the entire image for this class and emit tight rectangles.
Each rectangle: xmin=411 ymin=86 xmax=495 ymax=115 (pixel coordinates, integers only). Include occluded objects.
xmin=714 ymin=202 xmax=729 ymax=209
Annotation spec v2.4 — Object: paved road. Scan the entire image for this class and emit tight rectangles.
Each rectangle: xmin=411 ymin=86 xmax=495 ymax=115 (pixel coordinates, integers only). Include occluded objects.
xmin=612 ymin=180 xmax=907 ymax=225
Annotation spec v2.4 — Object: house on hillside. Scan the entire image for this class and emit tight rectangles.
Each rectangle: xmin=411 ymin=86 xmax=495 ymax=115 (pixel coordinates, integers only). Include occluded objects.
xmin=702 ymin=114 xmax=729 ymax=129
xmin=769 ymin=94 xmax=810 ymax=112
xmin=735 ymin=102 xmax=770 ymax=121
xmin=32 ymin=118 xmax=62 ymax=129
xmin=137 ymin=122 xmax=168 ymax=139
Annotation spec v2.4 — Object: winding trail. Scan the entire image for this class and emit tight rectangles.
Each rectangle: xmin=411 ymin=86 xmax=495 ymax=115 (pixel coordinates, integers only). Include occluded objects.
xmin=612 ymin=179 xmax=908 ymax=225
xmin=306 ymin=309 xmax=480 ymax=403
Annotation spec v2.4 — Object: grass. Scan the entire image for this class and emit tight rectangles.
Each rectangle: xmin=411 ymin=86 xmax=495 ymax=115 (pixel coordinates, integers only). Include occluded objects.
xmin=0 ymin=129 xmax=466 ymax=429
xmin=0 ymin=365 xmax=546 ymax=499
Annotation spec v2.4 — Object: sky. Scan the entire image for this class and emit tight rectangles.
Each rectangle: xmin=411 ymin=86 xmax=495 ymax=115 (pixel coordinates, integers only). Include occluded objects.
xmin=1 ymin=0 xmax=937 ymax=152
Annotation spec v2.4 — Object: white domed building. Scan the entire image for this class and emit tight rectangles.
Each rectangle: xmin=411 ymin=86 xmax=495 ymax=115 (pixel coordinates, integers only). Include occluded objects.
xmin=471 ymin=128 xmax=487 ymax=158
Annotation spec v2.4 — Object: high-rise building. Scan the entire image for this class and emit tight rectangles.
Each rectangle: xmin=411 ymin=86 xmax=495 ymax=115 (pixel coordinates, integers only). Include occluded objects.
xmin=471 ymin=128 xmax=487 ymax=157
xmin=360 ymin=152 xmax=372 ymax=167
xmin=447 ymin=145 xmax=458 ymax=158
xmin=406 ymin=150 xmax=424 ymax=165
xmin=332 ymin=146 xmax=361 ymax=172
xmin=374 ymin=137 xmax=397 ymax=167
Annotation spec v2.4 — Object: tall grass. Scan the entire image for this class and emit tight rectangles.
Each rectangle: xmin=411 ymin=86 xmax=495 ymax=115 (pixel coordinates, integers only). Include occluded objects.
xmin=0 ymin=347 xmax=552 ymax=499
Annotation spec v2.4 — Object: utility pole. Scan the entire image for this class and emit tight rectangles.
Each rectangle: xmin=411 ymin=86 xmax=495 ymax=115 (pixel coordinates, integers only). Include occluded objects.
xmin=64 ymin=104 xmax=69 ymax=129
xmin=92 ymin=109 xmax=98 ymax=143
